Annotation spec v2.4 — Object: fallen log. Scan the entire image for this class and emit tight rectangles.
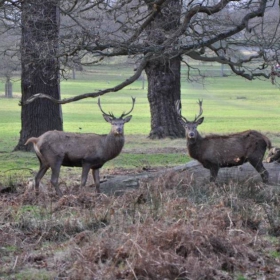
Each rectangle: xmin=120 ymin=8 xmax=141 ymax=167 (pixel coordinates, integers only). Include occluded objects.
xmin=6 ymin=161 xmax=278 ymax=196
xmin=100 ymin=161 xmax=280 ymax=195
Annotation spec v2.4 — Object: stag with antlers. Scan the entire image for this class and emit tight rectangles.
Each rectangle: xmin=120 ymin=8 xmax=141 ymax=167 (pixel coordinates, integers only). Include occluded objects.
xmin=175 ymin=99 xmax=271 ymax=183
xmin=25 ymin=97 xmax=135 ymax=197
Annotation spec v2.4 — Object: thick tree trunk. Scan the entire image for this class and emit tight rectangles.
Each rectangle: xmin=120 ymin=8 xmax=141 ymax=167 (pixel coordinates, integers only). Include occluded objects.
xmin=144 ymin=0 xmax=184 ymax=139
xmin=145 ymin=56 xmax=185 ymax=139
xmin=15 ymin=0 xmax=62 ymax=151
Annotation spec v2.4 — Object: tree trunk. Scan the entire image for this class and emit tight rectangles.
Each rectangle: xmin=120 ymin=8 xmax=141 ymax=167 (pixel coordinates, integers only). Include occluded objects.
xmin=5 ymin=78 xmax=12 ymax=98
xmin=145 ymin=56 xmax=185 ymax=139
xmin=15 ymin=0 xmax=63 ymax=151
xmin=144 ymin=0 xmax=184 ymax=139
xmin=72 ymin=67 xmax=76 ymax=80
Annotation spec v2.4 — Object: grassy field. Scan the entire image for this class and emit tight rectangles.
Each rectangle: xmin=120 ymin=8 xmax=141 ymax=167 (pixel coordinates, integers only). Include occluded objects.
xmin=0 ymin=63 xmax=279 ymax=175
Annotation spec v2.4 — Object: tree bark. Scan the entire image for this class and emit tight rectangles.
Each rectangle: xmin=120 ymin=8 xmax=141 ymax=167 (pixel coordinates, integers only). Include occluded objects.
xmin=15 ymin=0 xmax=63 ymax=151
xmin=145 ymin=56 xmax=185 ymax=139
xmin=144 ymin=0 xmax=185 ymax=139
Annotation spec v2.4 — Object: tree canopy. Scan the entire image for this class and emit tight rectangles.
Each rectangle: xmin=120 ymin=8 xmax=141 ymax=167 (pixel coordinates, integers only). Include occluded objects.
xmin=13 ymin=0 xmax=279 ymax=104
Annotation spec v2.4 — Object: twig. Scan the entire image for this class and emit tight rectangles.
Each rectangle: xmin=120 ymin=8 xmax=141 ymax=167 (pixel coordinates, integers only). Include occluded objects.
xmin=227 ymin=212 xmax=233 ymax=229
xmin=126 ymin=259 xmax=138 ymax=280
xmin=12 ymin=256 xmax=18 ymax=270
xmin=253 ymin=230 xmax=259 ymax=247
xmin=2 ymin=168 xmax=34 ymax=173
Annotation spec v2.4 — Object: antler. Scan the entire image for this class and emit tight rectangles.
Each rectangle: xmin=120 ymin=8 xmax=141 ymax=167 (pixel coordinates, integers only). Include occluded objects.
xmin=194 ymin=99 xmax=203 ymax=122
xmin=98 ymin=96 xmax=136 ymax=119
xmin=175 ymin=99 xmax=203 ymax=123
xmin=175 ymin=100 xmax=188 ymax=123
xmin=119 ymin=97 xmax=136 ymax=118
xmin=98 ymin=97 xmax=116 ymax=119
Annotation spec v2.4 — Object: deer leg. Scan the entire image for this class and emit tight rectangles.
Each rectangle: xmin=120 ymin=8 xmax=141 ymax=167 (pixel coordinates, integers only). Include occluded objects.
xmin=210 ymin=166 xmax=219 ymax=182
xmin=250 ymin=160 xmax=269 ymax=183
xmin=35 ymin=164 xmax=49 ymax=195
xmin=50 ymin=162 xmax=63 ymax=197
xmin=92 ymin=169 xmax=100 ymax=193
xmin=261 ymin=169 xmax=269 ymax=183
xmin=81 ymin=164 xmax=91 ymax=187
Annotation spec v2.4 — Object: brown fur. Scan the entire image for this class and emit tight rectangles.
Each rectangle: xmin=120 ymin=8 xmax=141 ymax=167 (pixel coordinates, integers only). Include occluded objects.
xmin=176 ymin=100 xmax=271 ymax=183
xmin=25 ymin=98 xmax=135 ymax=197
xmin=25 ymin=137 xmax=43 ymax=161
xmin=187 ymin=130 xmax=271 ymax=182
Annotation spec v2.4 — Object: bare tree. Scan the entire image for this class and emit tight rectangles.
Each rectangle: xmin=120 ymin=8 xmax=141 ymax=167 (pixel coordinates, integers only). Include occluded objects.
xmin=0 ymin=6 xmax=20 ymax=98
xmin=143 ymin=0 xmax=184 ymax=138
xmin=16 ymin=0 xmax=62 ymax=151
xmin=0 ymin=38 xmax=19 ymax=98
xmin=0 ymin=0 xmax=279 ymax=145
xmin=0 ymin=55 xmax=18 ymax=98
xmin=26 ymin=0 xmax=277 ymax=132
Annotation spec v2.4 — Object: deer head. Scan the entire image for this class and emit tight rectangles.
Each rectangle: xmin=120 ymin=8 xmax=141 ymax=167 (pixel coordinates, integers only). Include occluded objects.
xmin=98 ymin=97 xmax=136 ymax=135
xmin=175 ymin=99 xmax=204 ymax=140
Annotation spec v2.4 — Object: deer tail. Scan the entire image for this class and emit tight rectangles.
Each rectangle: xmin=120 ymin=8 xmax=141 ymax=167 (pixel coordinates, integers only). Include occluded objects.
xmin=25 ymin=137 xmax=44 ymax=162
xmin=24 ymin=137 xmax=38 ymax=146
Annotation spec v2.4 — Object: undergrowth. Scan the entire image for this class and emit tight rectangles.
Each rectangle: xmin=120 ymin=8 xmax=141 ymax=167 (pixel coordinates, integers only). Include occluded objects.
xmin=0 ymin=170 xmax=280 ymax=279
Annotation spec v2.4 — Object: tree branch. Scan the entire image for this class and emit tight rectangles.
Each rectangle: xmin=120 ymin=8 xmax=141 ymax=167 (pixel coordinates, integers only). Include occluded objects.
xmin=21 ymin=53 xmax=152 ymax=105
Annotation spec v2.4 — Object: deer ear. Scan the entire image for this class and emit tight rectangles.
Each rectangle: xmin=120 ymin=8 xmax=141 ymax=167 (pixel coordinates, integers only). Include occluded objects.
xmin=103 ymin=115 xmax=113 ymax=123
xmin=123 ymin=115 xmax=132 ymax=123
xmin=196 ymin=117 xmax=204 ymax=125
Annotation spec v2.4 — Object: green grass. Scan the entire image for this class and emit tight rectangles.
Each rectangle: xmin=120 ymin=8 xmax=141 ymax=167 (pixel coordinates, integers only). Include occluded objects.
xmin=5 ymin=269 xmax=56 ymax=280
xmin=269 ymin=250 xmax=280 ymax=259
xmin=104 ymin=153 xmax=190 ymax=169
xmin=0 ymin=63 xmax=280 ymax=175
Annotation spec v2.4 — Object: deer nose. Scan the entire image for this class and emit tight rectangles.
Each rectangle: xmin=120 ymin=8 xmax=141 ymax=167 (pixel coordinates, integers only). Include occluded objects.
xmin=116 ymin=127 xmax=122 ymax=134
xmin=188 ymin=131 xmax=195 ymax=138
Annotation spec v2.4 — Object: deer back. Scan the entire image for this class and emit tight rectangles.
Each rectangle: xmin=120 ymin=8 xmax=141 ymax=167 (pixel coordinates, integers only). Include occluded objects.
xmin=191 ymin=130 xmax=270 ymax=167
xmin=175 ymin=100 xmax=271 ymax=168
xmin=25 ymin=97 xmax=135 ymax=168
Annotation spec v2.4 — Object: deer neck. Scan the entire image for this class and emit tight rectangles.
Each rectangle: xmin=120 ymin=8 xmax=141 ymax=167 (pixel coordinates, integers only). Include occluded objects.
xmin=104 ymin=133 xmax=125 ymax=160
xmin=187 ymin=133 xmax=203 ymax=160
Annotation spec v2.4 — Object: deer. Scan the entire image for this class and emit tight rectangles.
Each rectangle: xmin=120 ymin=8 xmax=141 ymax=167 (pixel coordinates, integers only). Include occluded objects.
xmin=265 ymin=147 xmax=280 ymax=163
xmin=175 ymin=99 xmax=271 ymax=183
xmin=25 ymin=97 xmax=135 ymax=197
